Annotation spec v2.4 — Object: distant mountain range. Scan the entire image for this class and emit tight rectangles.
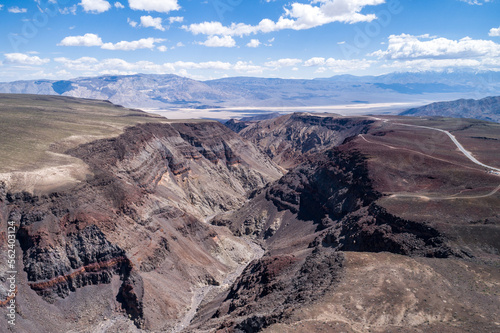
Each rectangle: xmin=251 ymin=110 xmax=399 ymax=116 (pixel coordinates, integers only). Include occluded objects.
xmin=1 ymin=71 xmax=499 ymax=110
xmin=401 ymin=96 xmax=500 ymax=123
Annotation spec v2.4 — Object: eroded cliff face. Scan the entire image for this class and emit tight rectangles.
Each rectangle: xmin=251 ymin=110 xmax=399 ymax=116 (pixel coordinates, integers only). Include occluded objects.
xmin=200 ymin=114 xmax=500 ymax=332
xmin=233 ymin=113 xmax=374 ymax=168
xmin=213 ymin=145 xmax=451 ymax=257
xmin=1 ymin=120 xmax=282 ymax=332
xmin=2 ymin=110 xmax=499 ymax=333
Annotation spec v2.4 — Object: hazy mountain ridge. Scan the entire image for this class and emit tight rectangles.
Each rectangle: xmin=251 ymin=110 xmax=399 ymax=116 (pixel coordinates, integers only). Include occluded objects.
xmin=401 ymin=96 xmax=500 ymax=123
xmin=1 ymin=71 xmax=499 ymax=110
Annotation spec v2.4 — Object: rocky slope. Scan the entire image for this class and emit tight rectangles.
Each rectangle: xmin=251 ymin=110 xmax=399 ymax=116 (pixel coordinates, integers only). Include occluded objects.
xmin=198 ymin=113 xmax=500 ymax=332
xmin=0 ymin=95 xmax=282 ymax=332
xmin=401 ymin=96 xmax=500 ymax=123
xmin=1 ymin=100 xmax=499 ymax=333
xmin=231 ymin=113 xmax=373 ymax=168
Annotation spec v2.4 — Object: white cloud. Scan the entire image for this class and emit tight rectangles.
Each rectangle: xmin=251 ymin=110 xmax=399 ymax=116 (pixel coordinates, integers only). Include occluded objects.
xmin=58 ymin=34 xmax=164 ymax=51
xmin=198 ymin=35 xmax=236 ymax=47
xmin=0 ymin=5 xmax=4 ymax=10
xmin=4 ymin=53 xmax=50 ymax=66
xmin=490 ymin=26 xmax=500 ymax=37
xmin=169 ymin=16 xmax=184 ymax=24
xmin=157 ymin=45 xmax=168 ymax=52
xmin=55 ymin=70 xmax=73 ymax=78
xmin=79 ymin=0 xmax=111 ymax=13
xmin=265 ymin=58 xmax=302 ymax=68
xmin=233 ymin=61 xmax=264 ymax=74
xmin=128 ymin=0 xmax=180 ymax=13
xmin=459 ymin=0 xmax=491 ymax=4
xmin=265 ymin=37 xmax=275 ymax=46
xmin=8 ymin=7 xmax=28 ymax=13
xmin=382 ymin=58 xmax=481 ymax=71
xmin=101 ymin=37 xmax=165 ymax=50
xmin=176 ymin=42 xmax=185 ymax=47
xmin=304 ymin=57 xmax=373 ymax=72
xmin=304 ymin=57 xmax=326 ymax=67
xmin=127 ymin=18 xmax=138 ymax=27
xmin=173 ymin=61 xmax=233 ymax=70
xmin=371 ymin=34 xmax=500 ymax=59
xmin=185 ymin=0 xmax=384 ymax=36
xmin=140 ymin=15 xmax=165 ymax=31
xmin=54 ymin=57 xmax=100 ymax=71
xmin=59 ymin=5 xmax=78 ymax=15
xmin=54 ymin=56 xmax=235 ymax=74
xmin=58 ymin=33 xmax=104 ymax=47
xmin=114 ymin=2 xmax=124 ymax=8
xmin=323 ymin=58 xmax=374 ymax=72
xmin=246 ymin=39 xmax=261 ymax=48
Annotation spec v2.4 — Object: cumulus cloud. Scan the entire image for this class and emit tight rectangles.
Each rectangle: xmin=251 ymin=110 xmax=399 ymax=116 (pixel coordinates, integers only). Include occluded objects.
xmin=304 ymin=57 xmax=374 ymax=72
xmin=184 ymin=0 xmax=384 ymax=37
xmin=264 ymin=58 xmax=302 ymax=68
xmin=157 ymin=45 xmax=168 ymax=52
xmin=58 ymin=34 xmax=164 ymax=51
xmin=304 ymin=57 xmax=327 ymax=67
xmin=490 ymin=26 xmax=500 ymax=37
xmin=371 ymin=34 xmax=500 ymax=59
xmin=114 ymin=2 xmax=124 ymax=8
xmin=140 ymin=15 xmax=165 ymax=31
xmin=128 ymin=0 xmax=180 ymax=13
xmin=127 ymin=18 xmax=138 ymax=27
xmin=79 ymin=0 xmax=111 ymax=13
xmin=54 ymin=56 xmax=239 ymax=74
xmin=8 ymin=7 xmax=28 ymax=13
xmin=375 ymin=34 xmax=500 ymax=72
xmin=382 ymin=59 xmax=481 ymax=71
xmin=246 ymin=39 xmax=261 ymax=48
xmin=58 ymin=33 xmax=104 ymax=47
xmin=233 ymin=61 xmax=264 ymax=74
xmin=54 ymin=57 xmax=100 ymax=71
xmin=169 ymin=16 xmax=184 ymax=24
xmin=198 ymin=36 xmax=236 ymax=47
xmin=4 ymin=53 xmax=50 ymax=65
xmin=101 ymin=37 xmax=165 ymax=50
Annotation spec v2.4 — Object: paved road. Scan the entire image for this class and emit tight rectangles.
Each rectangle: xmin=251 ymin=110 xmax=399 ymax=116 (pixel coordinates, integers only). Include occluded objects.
xmin=391 ymin=122 xmax=500 ymax=173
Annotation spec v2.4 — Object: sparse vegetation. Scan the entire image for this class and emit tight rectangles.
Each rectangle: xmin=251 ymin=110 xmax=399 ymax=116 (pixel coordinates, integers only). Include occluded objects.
xmin=0 ymin=94 xmax=171 ymax=173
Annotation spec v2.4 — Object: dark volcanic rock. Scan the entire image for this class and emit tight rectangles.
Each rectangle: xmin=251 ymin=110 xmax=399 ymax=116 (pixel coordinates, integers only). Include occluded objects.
xmin=215 ymin=142 xmax=456 ymax=259
xmin=208 ymin=248 xmax=344 ymax=332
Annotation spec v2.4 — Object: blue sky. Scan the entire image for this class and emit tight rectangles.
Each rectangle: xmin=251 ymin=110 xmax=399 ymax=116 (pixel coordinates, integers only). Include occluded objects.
xmin=0 ymin=0 xmax=499 ymax=81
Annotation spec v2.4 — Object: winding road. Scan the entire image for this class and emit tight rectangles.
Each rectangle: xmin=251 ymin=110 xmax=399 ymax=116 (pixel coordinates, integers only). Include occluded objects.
xmin=391 ymin=122 xmax=500 ymax=173
xmin=362 ymin=116 xmax=500 ymax=200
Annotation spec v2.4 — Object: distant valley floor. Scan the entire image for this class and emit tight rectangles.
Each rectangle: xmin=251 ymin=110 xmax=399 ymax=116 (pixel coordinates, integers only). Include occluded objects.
xmin=146 ymin=102 xmax=419 ymax=120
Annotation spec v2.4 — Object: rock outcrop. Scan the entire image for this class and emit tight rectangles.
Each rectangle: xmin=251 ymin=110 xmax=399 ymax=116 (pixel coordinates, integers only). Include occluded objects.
xmin=1 ymin=113 xmax=282 ymax=332
xmin=233 ymin=113 xmax=373 ymax=168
